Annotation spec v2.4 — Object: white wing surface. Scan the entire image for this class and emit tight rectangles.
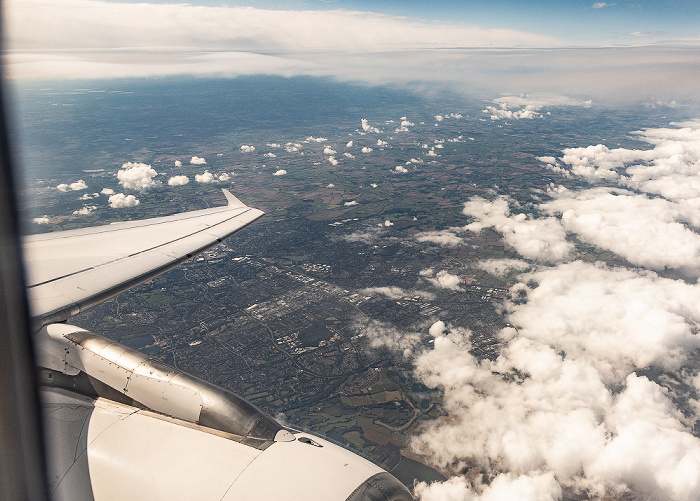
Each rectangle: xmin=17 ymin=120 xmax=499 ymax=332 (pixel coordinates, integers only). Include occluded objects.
xmin=23 ymin=190 xmax=263 ymax=325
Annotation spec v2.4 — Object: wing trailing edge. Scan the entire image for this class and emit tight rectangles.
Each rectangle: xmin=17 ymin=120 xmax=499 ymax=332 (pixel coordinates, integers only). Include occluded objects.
xmin=23 ymin=191 xmax=264 ymax=327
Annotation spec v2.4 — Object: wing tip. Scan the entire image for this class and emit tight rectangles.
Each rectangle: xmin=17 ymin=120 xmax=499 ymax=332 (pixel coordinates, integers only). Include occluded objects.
xmin=222 ymin=189 xmax=246 ymax=208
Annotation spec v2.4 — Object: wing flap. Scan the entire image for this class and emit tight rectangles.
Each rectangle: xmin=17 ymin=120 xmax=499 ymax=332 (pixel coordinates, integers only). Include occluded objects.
xmin=24 ymin=197 xmax=263 ymax=325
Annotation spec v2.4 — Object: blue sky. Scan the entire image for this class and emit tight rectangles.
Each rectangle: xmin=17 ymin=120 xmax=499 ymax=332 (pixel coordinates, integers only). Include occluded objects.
xmin=107 ymin=0 xmax=700 ymax=45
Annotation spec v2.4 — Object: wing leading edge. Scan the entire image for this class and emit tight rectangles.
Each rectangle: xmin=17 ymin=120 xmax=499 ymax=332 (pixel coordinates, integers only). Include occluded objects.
xmin=23 ymin=189 xmax=264 ymax=326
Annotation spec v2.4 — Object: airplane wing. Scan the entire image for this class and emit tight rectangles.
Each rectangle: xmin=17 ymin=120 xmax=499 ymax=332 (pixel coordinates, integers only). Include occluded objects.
xmin=23 ymin=189 xmax=263 ymax=326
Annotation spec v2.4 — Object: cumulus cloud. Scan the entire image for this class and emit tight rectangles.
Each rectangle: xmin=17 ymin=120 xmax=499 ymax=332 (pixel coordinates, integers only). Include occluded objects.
xmin=240 ymin=145 xmax=255 ymax=153
xmin=356 ymin=318 xmax=423 ymax=359
xmin=56 ymin=179 xmax=87 ymax=191
xmin=553 ymin=121 xmax=700 ymax=210
xmin=323 ymin=146 xmax=337 ymax=155
xmin=422 ymin=269 xmax=463 ymax=291
xmin=346 ymin=141 xmax=353 ymax=148
xmin=415 ymin=229 xmax=463 ymax=246
xmin=409 ymin=259 xmax=700 ymax=500
xmin=361 ymin=147 xmax=373 ymax=153
xmin=361 ymin=119 xmax=381 ymax=133
xmin=341 ymin=227 xmax=387 ymax=244
xmin=543 ymin=187 xmax=700 ymax=276
xmin=78 ymin=192 xmax=98 ymax=200
xmin=328 ymin=156 xmax=339 ymax=166
xmin=33 ymin=215 xmax=50 ymax=224
xmin=190 ymin=156 xmax=206 ymax=165
xmin=108 ymin=193 xmax=139 ymax=208
xmin=484 ymin=94 xmax=592 ymax=121
xmin=174 ymin=160 xmax=182 ymax=167
xmin=476 ymin=258 xmax=531 ymax=276
xmin=344 ymin=200 xmax=358 ymax=206
xmin=264 ymin=152 xmax=277 ymax=157
xmin=360 ymin=286 xmax=435 ymax=301
xmin=409 ymin=120 xmax=700 ymax=501
xmin=343 ymin=152 xmax=355 ymax=159
xmin=195 ymin=171 xmax=215 ymax=183
xmin=463 ymin=196 xmax=573 ymax=262
xmin=394 ymin=165 xmax=408 ymax=173
xmin=592 ymin=2 xmax=614 ymax=8
xmin=117 ymin=162 xmax=160 ymax=191
xmin=72 ymin=205 xmax=96 ymax=215
xmin=416 ymin=472 xmax=562 ymax=501
xmin=167 ymin=175 xmax=189 ymax=186
xmin=273 ymin=169 xmax=287 ymax=176
xmin=100 ymin=187 xmax=114 ymax=195
xmin=377 ymin=139 xmax=388 ymax=147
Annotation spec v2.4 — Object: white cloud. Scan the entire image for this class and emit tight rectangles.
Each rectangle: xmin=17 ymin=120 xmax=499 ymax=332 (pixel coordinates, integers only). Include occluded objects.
xmin=356 ymin=318 xmax=423 ymax=359
xmin=167 ymin=175 xmax=189 ymax=186
xmin=6 ymin=4 xmax=698 ymax=106
xmin=285 ymin=143 xmax=302 ymax=153
xmin=377 ymin=139 xmax=388 ymax=147
xmin=434 ymin=115 xmax=444 ymax=122
xmin=361 ymin=119 xmax=381 ymax=133
xmin=273 ymin=169 xmax=287 ymax=176
xmin=56 ymin=179 xmax=87 ymax=191
xmin=410 ymin=269 xmax=700 ymax=498
xmin=78 ymin=192 xmax=98 ymax=200
xmin=592 ymin=2 xmax=615 ymax=8
xmin=343 ymin=152 xmax=355 ymax=159
xmin=190 ymin=156 xmax=207 ymax=165
xmin=306 ymin=136 xmax=327 ymax=143
xmin=326 ymin=183 xmax=334 ymax=188
xmin=361 ymin=147 xmax=373 ymax=153
xmin=346 ymin=141 xmax=353 ymax=148
xmin=422 ymin=269 xmax=463 ymax=291
xmin=100 ymin=187 xmax=114 ymax=195
xmin=554 ymin=121 xmax=700 ymax=212
xmin=360 ymin=286 xmax=435 ymax=301
xmin=108 ymin=193 xmax=139 ymax=208
xmin=117 ymin=162 xmax=160 ymax=191
xmin=264 ymin=152 xmax=277 ymax=157
xmin=72 ymin=204 xmax=96 ymax=215
xmin=195 ymin=171 xmax=215 ymax=183
xmin=394 ymin=165 xmax=408 ymax=173
xmin=323 ymin=146 xmax=337 ymax=155
xmin=217 ymin=172 xmax=233 ymax=182
xmin=370 ymin=183 xmax=378 ymax=188
xmin=476 ymin=258 xmax=531 ymax=276
xmin=33 ymin=215 xmax=50 ymax=224
xmin=174 ymin=160 xmax=182 ymax=167
xmin=484 ymin=94 xmax=592 ymax=121
xmin=543 ymin=187 xmax=700 ymax=276
xmin=328 ymin=156 xmax=339 ymax=166
xmin=415 ymin=229 xmax=463 ymax=246
xmin=416 ymin=473 xmax=562 ymax=501
xmin=267 ymin=143 xmax=280 ymax=148
xmin=344 ymin=200 xmax=358 ymax=206
xmin=341 ymin=227 xmax=386 ymax=244
xmin=383 ymin=220 xmax=393 ymax=227
xmin=463 ymin=196 xmax=573 ymax=262
xmin=240 ymin=145 xmax=255 ymax=153
xmin=409 ymin=120 xmax=700 ymax=500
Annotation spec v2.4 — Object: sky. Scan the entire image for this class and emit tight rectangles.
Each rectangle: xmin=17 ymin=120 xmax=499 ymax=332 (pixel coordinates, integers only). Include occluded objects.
xmin=4 ymin=0 xmax=700 ymax=105
xmin=91 ymin=0 xmax=700 ymax=44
